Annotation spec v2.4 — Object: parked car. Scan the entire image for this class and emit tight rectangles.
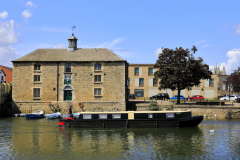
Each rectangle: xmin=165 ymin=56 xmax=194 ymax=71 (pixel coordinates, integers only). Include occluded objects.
xmin=220 ymin=96 xmax=238 ymax=100
xmin=150 ymin=93 xmax=169 ymax=100
xmin=190 ymin=95 xmax=204 ymax=100
xmin=129 ymin=94 xmax=135 ymax=99
xmin=170 ymin=95 xmax=185 ymax=100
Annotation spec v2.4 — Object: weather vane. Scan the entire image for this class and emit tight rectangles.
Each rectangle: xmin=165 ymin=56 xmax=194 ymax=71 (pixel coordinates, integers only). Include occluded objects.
xmin=71 ymin=26 xmax=76 ymax=34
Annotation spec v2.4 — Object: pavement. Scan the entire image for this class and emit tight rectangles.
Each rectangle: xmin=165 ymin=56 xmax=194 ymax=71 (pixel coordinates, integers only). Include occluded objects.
xmin=129 ymin=99 xmax=240 ymax=107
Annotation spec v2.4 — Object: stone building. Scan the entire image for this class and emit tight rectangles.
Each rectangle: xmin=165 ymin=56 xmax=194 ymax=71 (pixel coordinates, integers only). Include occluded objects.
xmin=12 ymin=34 xmax=128 ymax=113
xmin=128 ymin=64 xmax=235 ymax=99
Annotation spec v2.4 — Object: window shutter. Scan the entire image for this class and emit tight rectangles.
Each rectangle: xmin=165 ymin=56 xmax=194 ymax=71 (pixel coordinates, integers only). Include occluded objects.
xmin=135 ymin=78 xmax=139 ymax=86
xmin=148 ymin=78 xmax=153 ymax=86
xmin=139 ymin=67 xmax=142 ymax=76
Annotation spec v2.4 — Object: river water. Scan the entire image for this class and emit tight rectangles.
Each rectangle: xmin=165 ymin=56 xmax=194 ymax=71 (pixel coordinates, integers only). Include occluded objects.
xmin=0 ymin=117 xmax=240 ymax=160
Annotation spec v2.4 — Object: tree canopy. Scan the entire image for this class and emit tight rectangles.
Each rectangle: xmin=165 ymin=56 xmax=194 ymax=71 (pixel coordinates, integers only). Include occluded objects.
xmin=226 ymin=67 xmax=240 ymax=94
xmin=154 ymin=46 xmax=212 ymax=104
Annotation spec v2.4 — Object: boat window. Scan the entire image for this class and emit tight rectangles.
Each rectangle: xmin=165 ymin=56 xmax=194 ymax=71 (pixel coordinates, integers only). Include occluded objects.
xmin=112 ymin=114 xmax=121 ymax=119
xmin=83 ymin=114 xmax=92 ymax=119
xmin=99 ymin=114 xmax=107 ymax=119
xmin=148 ymin=113 xmax=153 ymax=118
xmin=166 ymin=113 xmax=175 ymax=118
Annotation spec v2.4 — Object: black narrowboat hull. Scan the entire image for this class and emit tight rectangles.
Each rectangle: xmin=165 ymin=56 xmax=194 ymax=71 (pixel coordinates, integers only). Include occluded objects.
xmin=59 ymin=116 xmax=203 ymax=128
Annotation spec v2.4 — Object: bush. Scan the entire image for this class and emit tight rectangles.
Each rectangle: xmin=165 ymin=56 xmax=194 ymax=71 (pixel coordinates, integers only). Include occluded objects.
xmin=166 ymin=107 xmax=172 ymax=110
xmin=149 ymin=100 xmax=159 ymax=111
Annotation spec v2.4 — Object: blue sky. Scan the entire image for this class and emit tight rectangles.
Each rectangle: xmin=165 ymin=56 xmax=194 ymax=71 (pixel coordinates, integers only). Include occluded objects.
xmin=1 ymin=0 xmax=240 ymax=74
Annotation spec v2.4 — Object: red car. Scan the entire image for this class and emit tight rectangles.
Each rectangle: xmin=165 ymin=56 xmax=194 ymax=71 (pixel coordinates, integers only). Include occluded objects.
xmin=190 ymin=95 xmax=204 ymax=100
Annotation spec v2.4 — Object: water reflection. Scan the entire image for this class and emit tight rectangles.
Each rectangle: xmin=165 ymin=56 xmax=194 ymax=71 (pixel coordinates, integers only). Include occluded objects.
xmin=0 ymin=118 xmax=240 ymax=159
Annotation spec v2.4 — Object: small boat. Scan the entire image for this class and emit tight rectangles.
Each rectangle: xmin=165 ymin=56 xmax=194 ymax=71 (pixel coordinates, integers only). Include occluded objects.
xmin=46 ymin=112 xmax=61 ymax=119
xmin=59 ymin=111 xmax=203 ymax=128
xmin=25 ymin=110 xmax=45 ymax=119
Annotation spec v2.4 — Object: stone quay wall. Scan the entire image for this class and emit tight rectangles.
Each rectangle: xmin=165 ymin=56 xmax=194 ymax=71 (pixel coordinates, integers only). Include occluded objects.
xmin=10 ymin=101 xmax=126 ymax=114
xmin=136 ymin=103 xmax=240 ymax=119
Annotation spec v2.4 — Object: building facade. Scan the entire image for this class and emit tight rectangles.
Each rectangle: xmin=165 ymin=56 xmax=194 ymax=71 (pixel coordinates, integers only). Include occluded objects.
xmin=128 ymin=64 xmax=235 ymax=98
xmin=0 ymin=65 xmax=12 ymax=83
xmin=12 ymin=34 xmax=128 ymax=113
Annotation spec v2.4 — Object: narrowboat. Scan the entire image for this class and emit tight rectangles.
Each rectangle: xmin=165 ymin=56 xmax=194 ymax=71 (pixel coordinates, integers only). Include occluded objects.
xmin=59 ymin=111 xmax=203 ymax=128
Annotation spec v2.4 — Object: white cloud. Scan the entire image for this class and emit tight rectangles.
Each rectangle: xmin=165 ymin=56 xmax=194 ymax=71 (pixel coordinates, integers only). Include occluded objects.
xmin=0 ymin=20 xmax=18 ymax=67
xmin=22 ymin=10 xmax=32 ymax=22
xmin=0 ymin=20 xmax=18 ymax=45
xmin=210 ymin=49 xmax=240 ymax=75
xmin=154 ymin=48 xmax=162 ymax=57
xmin=26 ymin=1 xmax=37 ymax=8
xmin=96 ymin=37 xmax=126 ymax=48
xmin=55 ymin=44 xmax=66 ymax=48
xmin=194 ymin=40 xmax=206 ymax=45
xmin=0 ymin=11 xmax=8 ymax=19
xmin=233 ymin=23 xmax=240 ymax=35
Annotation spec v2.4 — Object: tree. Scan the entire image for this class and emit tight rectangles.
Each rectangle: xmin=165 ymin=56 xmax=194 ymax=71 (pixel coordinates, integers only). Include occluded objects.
xmin=226 ymin=67 xmax=240 ymax=95
xmin=154 ymin=46 xmax=212 ymax=104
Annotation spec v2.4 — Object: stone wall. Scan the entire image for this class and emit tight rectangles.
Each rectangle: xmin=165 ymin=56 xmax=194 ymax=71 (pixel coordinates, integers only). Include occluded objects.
xmin=136 ymin=103 xmax=240 ymax=119
xmin=12 ymin=61 xmax=127 ymax=112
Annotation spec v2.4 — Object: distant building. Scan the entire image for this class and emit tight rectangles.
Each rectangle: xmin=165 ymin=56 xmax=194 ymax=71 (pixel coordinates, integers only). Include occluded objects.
xmin=0 ymin=65 xmax=12 ymax=83
xmin=128 ymin=64 xmax=235 ymax=98
xmin=12 ymin=34 xmax=128 ymax=113
xmin=213 ymin=63 xmax=226 ymax=75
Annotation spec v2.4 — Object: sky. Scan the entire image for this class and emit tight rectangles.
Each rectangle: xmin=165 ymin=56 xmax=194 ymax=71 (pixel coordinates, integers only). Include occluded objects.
xmin=0 ymin=0 xmax=240 ymax=74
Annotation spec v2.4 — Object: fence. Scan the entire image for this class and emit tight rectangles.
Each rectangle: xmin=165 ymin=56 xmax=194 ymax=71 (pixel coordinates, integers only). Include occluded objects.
xmin=0 ymin=83 xmax=11 ymax=105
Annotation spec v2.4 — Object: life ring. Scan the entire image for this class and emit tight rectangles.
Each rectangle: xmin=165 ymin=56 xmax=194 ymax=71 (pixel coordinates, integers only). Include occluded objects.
xmin=78 ymin=102 xmax=83 ymax=108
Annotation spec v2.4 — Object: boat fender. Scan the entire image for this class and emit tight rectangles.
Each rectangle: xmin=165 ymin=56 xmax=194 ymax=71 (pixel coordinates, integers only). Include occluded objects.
xmin=78 ymin=102 xmax=83 ymax=108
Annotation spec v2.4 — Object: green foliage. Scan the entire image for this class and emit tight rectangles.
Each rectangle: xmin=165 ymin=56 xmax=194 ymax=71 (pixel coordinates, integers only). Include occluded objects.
xmin=226 ymin=67 xmax=240 ymax=93
xmin=154 ymin=46 xmax=212 ymax=104
xmin=166 ymin=107 xmax=172 ymax=110
xmin=149 ymin=100 xmax=159 ymax=111
xmin=212 ymin=97 xmax=218 ymax=100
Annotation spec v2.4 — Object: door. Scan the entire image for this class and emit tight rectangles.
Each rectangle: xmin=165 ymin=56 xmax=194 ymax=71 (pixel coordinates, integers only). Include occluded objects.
xmin=64 ymin=90 xmax=72 ymax=100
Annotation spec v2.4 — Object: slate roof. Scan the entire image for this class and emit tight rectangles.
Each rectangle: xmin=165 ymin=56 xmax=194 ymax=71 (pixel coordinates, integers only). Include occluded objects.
xmin=12 ymin=48 xmax=126 ymax=62
xmin=0 ymin=65 xmax=12 ymax=71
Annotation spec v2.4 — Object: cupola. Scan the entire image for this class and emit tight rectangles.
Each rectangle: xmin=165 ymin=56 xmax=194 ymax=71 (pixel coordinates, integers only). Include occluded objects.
xmin=68 ymin=33 xmax=78 ymax=52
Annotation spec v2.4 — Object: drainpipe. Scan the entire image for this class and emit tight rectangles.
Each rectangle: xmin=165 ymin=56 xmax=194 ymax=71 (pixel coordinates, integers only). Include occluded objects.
xmin=57 ymin=63 xmax=59 ymax=101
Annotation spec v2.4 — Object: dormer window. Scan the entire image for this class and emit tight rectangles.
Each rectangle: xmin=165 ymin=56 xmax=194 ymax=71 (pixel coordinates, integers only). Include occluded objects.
xmin=65 ymin=63 xmax=71 ymax=72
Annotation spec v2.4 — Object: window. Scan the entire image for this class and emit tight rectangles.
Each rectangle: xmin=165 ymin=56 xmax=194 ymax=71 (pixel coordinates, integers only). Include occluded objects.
xmin=34 ymin=64 xmax=41 ymax=71
xmin=148 ymin=68 xmax=153 ymax=76
xmin=218 ymin=84 xmax=220 ymax=90
xmin=65 ymin=63 xmax=71 ymax=72
xmin=153 ymin=78 xmax=158 ymax=87
xmin=33 ymin=88 xmax=40 ymax=98
xmin=95 ymin=64 xmax=101 ymax=70
xmin=94 ymin=88 xmax=101 ymax=96
xmin=64 ymin=75 xmax=71 ymax=84
xmin=134 ymin=67 xmax=139 ymax=76
xmin=127 ymin=78 xmax=130 ymax=86
xmin=225 ymin=85 xmax=228 ymax=90
xmin=139 ymin=78 xmax=144 ymax=87
xmin=94 ymin=75 xmax=101 ymax=82
xmin=1 ymin=76 xmax=3 ymax=81
xmin=209 ymin=79 xmax=214 ymax=87
xmin=99 ymin=114 xmax=107 ymax=119
xmin=83 ymin=114 xmax=92 ymax=119
xmin=223 ymin=77 xmax=225 ymax=82
xmin=34 ymin=75 xmax=40 ymax=82
xmin=112 ymin=114 xmax=121 ymax=119
xmin=134 ymin=89 xmax=144 ymax=97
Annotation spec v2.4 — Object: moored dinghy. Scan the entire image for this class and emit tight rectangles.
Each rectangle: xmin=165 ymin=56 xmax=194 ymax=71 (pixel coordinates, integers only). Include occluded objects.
xmin=25 ymin=110 xmax=45 ymax=119
xmin=46 ymin=112 xmax=61 ymax=119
